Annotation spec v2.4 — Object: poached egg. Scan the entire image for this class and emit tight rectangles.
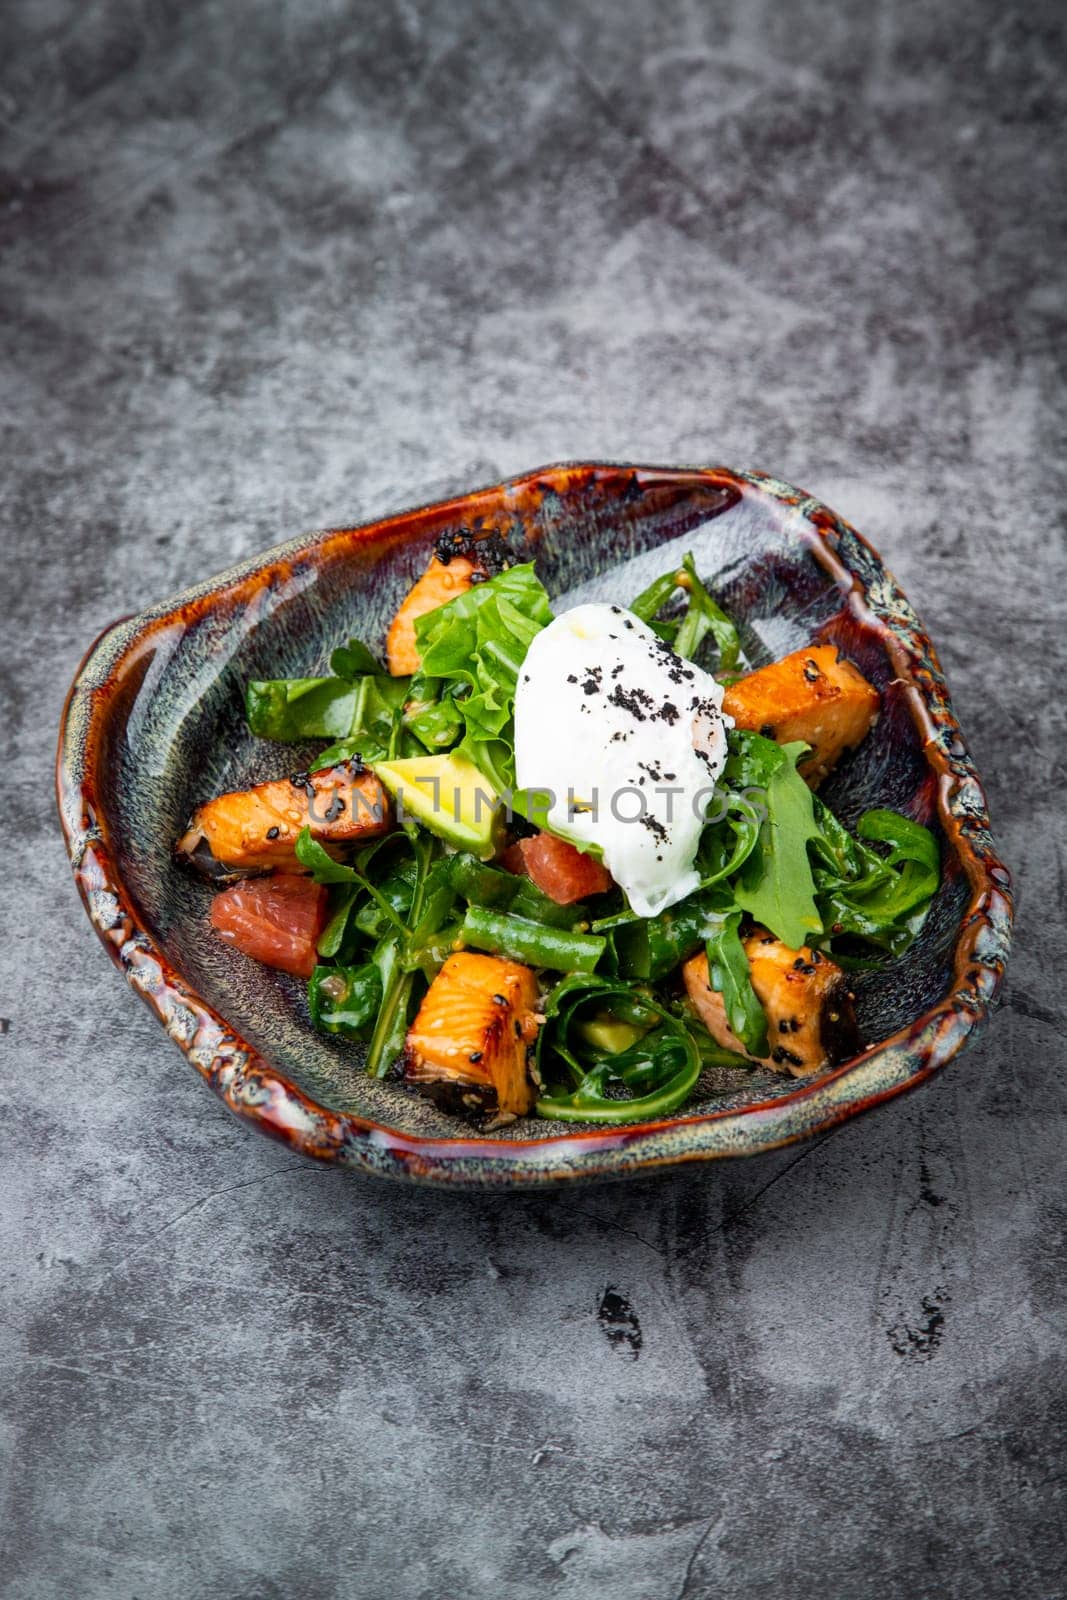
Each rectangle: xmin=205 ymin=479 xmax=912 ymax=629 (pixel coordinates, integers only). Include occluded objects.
xmin=513 ymin=603 xmax=731 ymax=917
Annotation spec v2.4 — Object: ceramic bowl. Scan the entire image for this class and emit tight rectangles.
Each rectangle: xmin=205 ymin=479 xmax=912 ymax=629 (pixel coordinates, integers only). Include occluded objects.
xmin=56 ymin=464 xmax=1013 ymax=1186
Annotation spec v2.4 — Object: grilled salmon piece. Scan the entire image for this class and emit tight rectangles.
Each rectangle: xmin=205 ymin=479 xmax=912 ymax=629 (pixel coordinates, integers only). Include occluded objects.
xmin=723 ymin=645 xmax=879 ymax=785
xmin=386 ymin=555 xmax=479 ymax=676
xmin=176 ymin=758 xmax=392 ymax=880
xmin=402 ymin=952 xmax=541 ymax=1121
xmin=683 ymin=928 xmax=859 ymax=1077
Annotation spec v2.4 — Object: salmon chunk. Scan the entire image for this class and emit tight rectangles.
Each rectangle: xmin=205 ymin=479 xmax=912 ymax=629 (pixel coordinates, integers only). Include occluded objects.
xmin=402 ymin=952 xmax=541 ymax=1121
xmin=386 ymin=556 xmax=480 ymax=676
xmin=683 ymin=928 xmax=859 ymax=1076
xmin=176 ymin=759 xmax=392 ymax=879
xmin=723 ymin=645 xmax=879 ymax=785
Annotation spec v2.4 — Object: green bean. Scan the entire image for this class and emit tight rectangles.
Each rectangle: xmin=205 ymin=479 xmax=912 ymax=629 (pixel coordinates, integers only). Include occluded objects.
xmin=459 ymin=907 xmax=605 ymax=972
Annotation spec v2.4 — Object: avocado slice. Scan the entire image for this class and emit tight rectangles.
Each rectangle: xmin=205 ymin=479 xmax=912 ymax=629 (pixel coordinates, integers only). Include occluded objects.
xmin=577 ymin=1014 xmax=650 ymax=1055
xmin=374 ymin=753 xmax=500 ymax=858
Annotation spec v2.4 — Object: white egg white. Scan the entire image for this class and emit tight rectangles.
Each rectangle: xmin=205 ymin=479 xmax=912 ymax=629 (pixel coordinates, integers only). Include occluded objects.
xmin=513 ymin=603 xmax=731 ymax=917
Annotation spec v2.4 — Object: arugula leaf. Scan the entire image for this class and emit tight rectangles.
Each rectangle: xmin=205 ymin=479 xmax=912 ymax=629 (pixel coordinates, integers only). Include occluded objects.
xmin=597 ymin=891 xmax=719 ymax=982
xmin=629 ymin=569 xmax=683 ymax=625
xmin=363 ymin=835 xmax=458 ymax=1074
xmin=732 ymin=739 xmax=822 ymax=948
xmin=299 ymin=826 xmax=456 ymax=1077
xmin=858 ymin=809 xmax=940 ymax=899
xmin=294 ymin=828 xmax=361 ymax=884
xmin=444 ymin=852 xmax=589 ymax=929
xmin=811 ymin=802 xmax=940 ymax=956
xmin=629 ymin=552 xmax=741 ymax=670
xmin=317 ymin=886 xmax=360 ymax=959
xmin=413 ymin=563 xmax=553 ymax=786
xmin=246 ymin=633 xmax=391 ymax=744
xmin=696 ymin=789 xmax=764 ymax=886
xmin=533 ymin=973 xmax=703 ymax=1124
xmin=353 ymin=859 xmax=418 ymax=941
xmin=308 ymin=962 xmax=383 ymax=1039
xmin=673 ymin=553 xmax=741 ymax=670
xmin=315 ymin=677 xmax=414 ymax=768
xmin=704 ymin=903 xmax=768 ymax=1058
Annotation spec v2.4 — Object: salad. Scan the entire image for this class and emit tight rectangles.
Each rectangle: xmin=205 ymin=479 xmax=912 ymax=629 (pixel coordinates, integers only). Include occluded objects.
xmin=175 ymin=532 xmax=940 ymax=1128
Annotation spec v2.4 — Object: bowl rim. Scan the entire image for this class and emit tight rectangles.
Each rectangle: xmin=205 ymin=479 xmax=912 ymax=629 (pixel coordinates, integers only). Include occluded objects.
xmin=56 ymin=462 xmax=1014 ymax=1187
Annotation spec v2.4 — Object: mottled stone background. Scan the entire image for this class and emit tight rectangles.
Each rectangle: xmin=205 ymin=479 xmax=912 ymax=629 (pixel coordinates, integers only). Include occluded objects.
xmin=1 ymin=2 xmax=1064 ymax=1596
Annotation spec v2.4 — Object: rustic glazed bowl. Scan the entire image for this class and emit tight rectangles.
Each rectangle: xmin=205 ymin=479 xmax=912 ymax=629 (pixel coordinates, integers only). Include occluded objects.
xmin=57 ymin=464 xmax=1013 ymax=1187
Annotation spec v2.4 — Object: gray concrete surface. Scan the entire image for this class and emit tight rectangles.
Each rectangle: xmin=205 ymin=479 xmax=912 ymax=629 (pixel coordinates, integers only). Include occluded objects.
xmin=2 ymin=2 xmax=1065 ymax=1596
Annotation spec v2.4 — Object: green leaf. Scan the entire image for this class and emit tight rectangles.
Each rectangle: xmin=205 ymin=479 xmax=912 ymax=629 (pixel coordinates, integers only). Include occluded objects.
xmin=599 ymin=892 xmax=719 ymax=982
xmin=696 ymin=789 xmax=764 ymax=886
xmin=317 ymin=886 xmax=360 ymax=959
xmin=413 ymin=562 xmax=553 ymax=787
xmin=628 ymin=552 xmax=741 ymax=672
xmin=330 ymin=638 xmax=383 ymax=678
xmin=704 ymin=904 xmax=768 ymax=1057
xmin=403 ymin=676 xmax=466 ymax=752
xmin=629 ymin=569 xmax=683 ymax=624
xmin=308 ymin=962 xmax=383 ymax=1039
xmin=733 ymin=742 xmax=822 ymax=948
xmin=294 ymin=828 xmax=361 ymax=883
xmin=811 ymin=803 xmax=941 ymax=955
xmin=444 ymin=852 xmax=588 ymax=928
xmin=858 ymin=809 xmax=940 ymax=880
xmin=353 ymin=860 xmax=417 ymax=940
xmin=246 ymin=644 xmax=410 ymax=760
xmin=533 ymin=974 xmax=702 ymax=1123
xmin=245 ymin=678 xmax=362 ymax=742
xmin=361 ymin=829 xmax=455 ymax=1077
xmin=673 ymin=553 xmax=741 ymax=670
